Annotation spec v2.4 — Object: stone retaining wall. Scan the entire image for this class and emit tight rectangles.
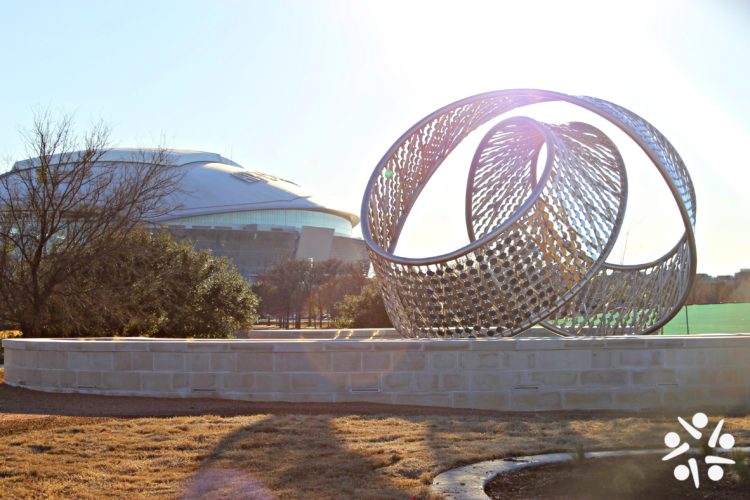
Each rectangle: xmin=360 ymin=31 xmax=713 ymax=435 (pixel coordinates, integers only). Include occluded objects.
xmin=3 ymin=333 xmax=750 ymax=412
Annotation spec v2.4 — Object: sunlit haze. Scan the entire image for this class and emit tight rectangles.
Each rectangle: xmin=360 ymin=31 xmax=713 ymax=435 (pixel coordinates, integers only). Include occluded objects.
xmin=1 ymin=0 xmax=748 ymax=275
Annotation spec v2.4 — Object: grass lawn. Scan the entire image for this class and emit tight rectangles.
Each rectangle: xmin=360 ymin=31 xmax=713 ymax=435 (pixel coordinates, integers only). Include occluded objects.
xmin=662 ymin=303 xmax=750 ymax=335
xmin=1 ymin=370 xmax=749 ymax=499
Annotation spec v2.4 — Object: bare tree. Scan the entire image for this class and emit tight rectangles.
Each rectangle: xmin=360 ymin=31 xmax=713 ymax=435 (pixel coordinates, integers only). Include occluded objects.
xmin=0 ymin=113 xmax=182 ymax=336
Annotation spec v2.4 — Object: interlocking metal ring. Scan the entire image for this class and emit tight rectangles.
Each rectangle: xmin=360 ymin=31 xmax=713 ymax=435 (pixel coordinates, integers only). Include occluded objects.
xmin=361 ymin=89 xmax=696 ymax=337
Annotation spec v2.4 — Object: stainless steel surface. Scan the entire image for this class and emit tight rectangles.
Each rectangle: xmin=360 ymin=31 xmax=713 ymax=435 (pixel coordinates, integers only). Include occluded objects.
xmin=361 ymin=90 xmax=696 ymax=337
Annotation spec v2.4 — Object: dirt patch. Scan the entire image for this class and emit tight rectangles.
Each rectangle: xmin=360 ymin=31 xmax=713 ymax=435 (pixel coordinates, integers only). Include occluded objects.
xmin=486 ymin=454 xmax=750 ymax=499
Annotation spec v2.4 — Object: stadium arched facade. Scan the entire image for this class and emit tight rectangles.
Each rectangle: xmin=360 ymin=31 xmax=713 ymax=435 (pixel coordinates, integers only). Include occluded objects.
xmin=15 ymin=148 xmax=367 ymax=281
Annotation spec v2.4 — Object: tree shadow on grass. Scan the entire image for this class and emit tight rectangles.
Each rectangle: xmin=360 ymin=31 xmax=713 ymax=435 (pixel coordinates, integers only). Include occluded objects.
xmin=180 ymin=414 xmax=410 ymax=500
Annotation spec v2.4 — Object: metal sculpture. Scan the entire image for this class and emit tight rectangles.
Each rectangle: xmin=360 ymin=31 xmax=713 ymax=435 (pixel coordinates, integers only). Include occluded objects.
xmin=361 ymin=90 xmax=696 ymax=337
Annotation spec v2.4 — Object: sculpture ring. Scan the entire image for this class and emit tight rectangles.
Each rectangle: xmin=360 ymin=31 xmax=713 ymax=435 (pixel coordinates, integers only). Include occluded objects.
xmin=361 ymin=89 xmax=696 ymax=337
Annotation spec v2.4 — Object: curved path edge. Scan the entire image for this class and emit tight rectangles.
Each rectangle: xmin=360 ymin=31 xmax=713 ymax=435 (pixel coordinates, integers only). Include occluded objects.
xmin=430 ymin=446 xmax=750 ymax=499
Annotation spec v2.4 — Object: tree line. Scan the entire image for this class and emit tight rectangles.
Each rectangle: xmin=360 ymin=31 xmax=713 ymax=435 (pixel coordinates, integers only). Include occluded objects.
xmin=252 ymin=258 xmax=392 ymax=329
xmin=687 ymin=270 xmax=750 ymax=304
xmin=0 ymin=114 xmax=258 ymax=338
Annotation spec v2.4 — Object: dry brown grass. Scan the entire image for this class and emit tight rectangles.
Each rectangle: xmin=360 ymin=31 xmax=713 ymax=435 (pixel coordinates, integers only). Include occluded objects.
xmin=1 ymin=367 xmax=749 ymax=499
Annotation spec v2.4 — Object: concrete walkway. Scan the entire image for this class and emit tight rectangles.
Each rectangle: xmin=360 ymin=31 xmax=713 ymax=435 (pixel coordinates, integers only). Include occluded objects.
xmin=431 ymin=447 xmax=750 ymax=499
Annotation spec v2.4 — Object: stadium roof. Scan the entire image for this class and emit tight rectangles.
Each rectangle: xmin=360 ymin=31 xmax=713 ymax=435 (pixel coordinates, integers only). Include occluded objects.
xmin=13 ymin=148 xmax=359 ymax=226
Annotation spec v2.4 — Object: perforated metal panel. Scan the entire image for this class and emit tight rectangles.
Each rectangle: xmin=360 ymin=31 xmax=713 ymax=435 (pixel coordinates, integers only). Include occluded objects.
xmin=361 ymin=90 xmax=696 ymax=337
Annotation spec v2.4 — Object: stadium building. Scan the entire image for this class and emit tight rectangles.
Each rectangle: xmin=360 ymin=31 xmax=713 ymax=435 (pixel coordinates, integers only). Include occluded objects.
xmin=15 ymin=149 xmax=368 ymax=282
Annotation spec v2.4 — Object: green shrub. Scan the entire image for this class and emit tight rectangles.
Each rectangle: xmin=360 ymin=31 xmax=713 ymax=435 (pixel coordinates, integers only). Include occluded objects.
xmin=6 ymin=230 xmax=259 ymax=338
xmin=334 ymin=282 xmax=392 ymax=328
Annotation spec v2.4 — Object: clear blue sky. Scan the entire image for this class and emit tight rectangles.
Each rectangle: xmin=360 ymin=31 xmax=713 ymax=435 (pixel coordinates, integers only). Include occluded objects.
xmin=1 ymin=0 xmax=748 ymax=275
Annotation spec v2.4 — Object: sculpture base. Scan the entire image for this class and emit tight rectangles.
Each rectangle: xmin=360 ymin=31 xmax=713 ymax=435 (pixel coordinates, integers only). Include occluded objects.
xmin=3 ymin=333 xmax=749 ymax=412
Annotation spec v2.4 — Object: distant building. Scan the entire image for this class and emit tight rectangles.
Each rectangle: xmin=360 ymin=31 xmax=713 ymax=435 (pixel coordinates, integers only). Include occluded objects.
xmin=15 ymin=149 xmax=368 ymax=281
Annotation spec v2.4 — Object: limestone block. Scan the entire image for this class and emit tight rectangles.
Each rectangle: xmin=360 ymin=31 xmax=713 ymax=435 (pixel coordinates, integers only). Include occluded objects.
xmin=21 ymin=368 xmax=43 ymax=386
xmin=185 ymin=342 xmax=228 ymax=352
xmin=423 ymin=340 xmax=471 ymax=351
xmin=59 ymin=370 xmax=77 ymax=388
xmin=173 ymin=373 xmax=190 ymax=391
xmin=676 ymin=368 xmax=745 ymax=387
xmin=631 ymin=369 xmax=678 ymax=386
xmin=131 ymin=352 xmax=154 ymax=371
xmin=382 ymin=373 xmax=414 ymax=391
xmin=470 ymin=392 xmax=510 ymax=411
xmin=277 ymin=393 xmax=336 ymax=403
xmin=663 ymin=349 xmax=705 ymax=367
xmin=373 ymin=342 xmax=422 ymax=351
xmin=3 ymin=348 xmax=17 ymax=367
xmin=605 ymin=338 xmax=648 ymax=348
xmin=619 ymin=350 xmax=663 ymax=367
xmin=22 ymin=350 xmax=41 ymax=368
xmin=39 ymin=370 xmax=59 ymax=388
xmin=291 ymin=373 xmax=347 ymax=392
xmin=515 ymin=338 xmax=565 ymax=350
xmin=459 ymin=352 xmax=499 ymax=370
xmin=334 ymin=392 xmax=393 ymax=404
xmin=228 ymin=343 xmax=276 ymax=352
xmin=190 ymin=373 xmax=217 ymax=390
xmin=681 ymin=336 xmax=750 ymax=348
xmin=452 ymin=392 xmax=471 ymax=408
xmin=536 ymin=351 xmax=590 ymax=370
xmin=441 ymin=373 xmax=467 ymax=391
xmin=394 ymin=393 xmax=452 ymax=408
xmin=153 ymin=353 xmax=185 ymax=371
xmin=141 ymin=373 xmax=173 ymax=392
xmin=527 ymin=371 xmax=578 ymax=387
xmin=112 ymin=352 xmax=133 ymax=371
xmin=349 ymin=373 xmax=380 ymax=389
xmin=32 ymin=341 xmax=71 ymax=351
xmin=332 ymin=352 xmax=362 ymax=372
xmin=660 ymin=387 xmax=710 ymax=410
xmin=274 ymin=342 xmax=328 ymax=353
xmin=69 ymin=352 xmax=113 ymax=371
xmin=646 ymin=337 xmax=686 ymax=348
xmin=416 ymin=373 xmax=440 ymax=391
xmin=564 ymin=338 xmax=606 ymax=348
xmin=392 ymin=352 xmax=427 ymax=370
xmin=185 ymin=353 xmax=211 ymax=372
xmin=148 ymin=342 xmax=187 ymax=352
xmin=615 ymin=389 xmax=660 ymax=409
xmin=511 ymin=390 xmax=562 ymax=410
xmin=222 ymin=373 xmax=255 ymax=391
xmin=77 ymin=371 xmax=102 ymax=388
xmin=40 ymin=350 xmax=69 ymax=370
xmin=274 ymin=353 xmax=331 ymax=372
xmin=324 ymin=341 xmax=375 ymax=351
xmin=3 ymin=365 xmax=20 ymax=384
xmin=580 ymin=370 xmax=629 ymax=386
xmin=590 ymin=351 xmax=617 ymax=369
xmin=472 ymin=372 xmax=522 ymax=391
xmin=255 ymin=373 xmax=291 ymax=392
xmin=469 ymin=340 xmax=516 ymax=351
xmin=89 ymin=341 xmax=146 ymax=352
xmin=210 ymin=353 xmax=235 ymax=372
xmin=236 ymin=353 xmax=273 ymax=372
xmin=502 ymin=352 xmax=536 ymax=369
xmin=102 ymin=371 xmax=140 ymax=391
xmin=563 ymin=391 xmax=613 ymax=409
xmin=703 ymin=348 xmax=745 ymax=366
xmin=702 ymin=386 xmax=750 ymax=410
xmin=363 ymin=352 xmax=391 ymax=371
xmin=430 ymin=352 xmax=456 ymax=370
